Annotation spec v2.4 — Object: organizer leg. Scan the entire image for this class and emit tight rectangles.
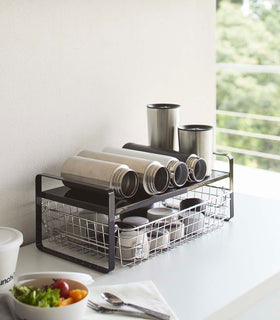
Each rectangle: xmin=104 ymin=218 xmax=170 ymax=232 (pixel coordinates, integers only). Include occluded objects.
xmin=108 ymin=191 xmax=116 ymax=271
xmin=213 ymin=152 xmax=234 ymax=221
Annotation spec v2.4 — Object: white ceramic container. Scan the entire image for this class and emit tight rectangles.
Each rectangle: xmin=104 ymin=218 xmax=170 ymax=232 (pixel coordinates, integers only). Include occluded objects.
xmin=148 ymin=229 xmax=170 ymax=251
xmin=147 ymin=207 xmax=177 ymax=223
xmin=180 ymin=211 xmax=204 ymax=236
xmin=168 ymin=221 xmax=185 ymax=241
xmin=122 ymin=216 xmax=149 ymax=227
xmin=0 ymin=227 xmax=23 ymax=292
xmin=116 ymin=230 xmax=149 ymax=261
xmin=79 ymin=209 xmax=109 ymax=234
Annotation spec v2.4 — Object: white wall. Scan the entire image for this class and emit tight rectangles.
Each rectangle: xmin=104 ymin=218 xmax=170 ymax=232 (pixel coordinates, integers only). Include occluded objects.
xmin=0 ymin=0 xmax=216 ymax=244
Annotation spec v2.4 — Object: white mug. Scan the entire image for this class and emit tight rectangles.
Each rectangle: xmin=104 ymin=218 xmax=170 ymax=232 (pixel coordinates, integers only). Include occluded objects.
xmin=167 ymin=221 xmax=185 ymax=241
xmin=0 ymin=227 xmax=23 ymax=292
xmin=148 ymin=229 xmax=170 ymax=251
xmin=116 ymin=230 xmax=149 ymax=261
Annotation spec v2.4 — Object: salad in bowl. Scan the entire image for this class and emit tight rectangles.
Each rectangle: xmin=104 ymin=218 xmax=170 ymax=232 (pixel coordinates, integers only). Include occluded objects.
xmin=10 ymin=272 xmax=93 ymax=320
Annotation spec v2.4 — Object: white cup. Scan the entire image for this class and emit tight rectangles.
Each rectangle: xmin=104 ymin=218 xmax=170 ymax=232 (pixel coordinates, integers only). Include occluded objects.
xmin=122 ymin=216 xmax=149 ymax=228
xmin=79 ymin=210 xmax=109 ymax=234
xmin=148 ymin=229 xmax=170 ymax=251
xmin=0 ymin=227 xmax=23 ymax=292
xmin=116 ymin=230 xmax=149 ymax=261
xmin=180 ymin=211 xmax=204 ymax=236
xmin=167 ymin=221 xmax=185 ymax=241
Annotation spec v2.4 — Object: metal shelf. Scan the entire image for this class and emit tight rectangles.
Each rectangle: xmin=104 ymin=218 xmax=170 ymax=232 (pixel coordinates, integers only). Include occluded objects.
xmin=37 ymin=170 xmax=229 ymax=216
xmin=35 ymin=152 xmax=234 ymax=273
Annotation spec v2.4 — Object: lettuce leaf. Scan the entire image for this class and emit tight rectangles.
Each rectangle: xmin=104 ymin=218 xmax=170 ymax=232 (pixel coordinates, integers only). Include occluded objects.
xmin=11 ymin=285 xmax=60 ymax=307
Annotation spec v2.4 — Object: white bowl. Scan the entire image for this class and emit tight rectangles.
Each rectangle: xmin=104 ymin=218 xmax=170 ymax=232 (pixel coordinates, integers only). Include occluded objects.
xmin=11 ymin=276 xmax=90 ymax=320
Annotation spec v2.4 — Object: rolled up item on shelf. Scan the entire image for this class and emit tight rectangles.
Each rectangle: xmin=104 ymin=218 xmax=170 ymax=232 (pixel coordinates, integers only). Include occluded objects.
xmin=103 ymin=146 xmax=188 ymax=187
xmin=61 ymin=156 xmax=139 ymax=199
xmin=123 ymin=142 xmax=207 ymax=183
xmin=77 ymin=150 xmax=170 ymax=196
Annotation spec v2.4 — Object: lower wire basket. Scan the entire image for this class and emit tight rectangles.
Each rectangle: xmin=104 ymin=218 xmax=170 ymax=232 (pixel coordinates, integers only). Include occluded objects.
xmin=40 ymin=185 xmax=232 ymax=269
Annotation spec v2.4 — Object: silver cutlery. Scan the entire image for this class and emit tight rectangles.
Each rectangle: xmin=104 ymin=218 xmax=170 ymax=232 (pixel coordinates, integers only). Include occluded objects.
xmin=87 ymin=299 xmax=154 ymax=319
xmin=101 ymin=292 xmax=170 ymax=320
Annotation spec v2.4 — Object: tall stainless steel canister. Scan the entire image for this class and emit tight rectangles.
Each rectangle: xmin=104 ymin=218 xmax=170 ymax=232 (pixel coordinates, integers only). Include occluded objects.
xmin=103 ymin=146 xmax=188 ymax=187
xmin=61 ymin=156 xmax=139 ymax=198
xmin=178 ymin=125 xmax=214 ymax=177
xmin=122 ymin=142 xmax=207 ymax=183
xmin=147 ymin=103 xmax=180 ymax=151
xmin=78 ymin=150 xmax=170 ymax=195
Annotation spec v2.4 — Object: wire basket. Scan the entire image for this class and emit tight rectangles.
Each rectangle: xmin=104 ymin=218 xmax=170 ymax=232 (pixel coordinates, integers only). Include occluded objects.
xmin=41 ymin=185 xmax=231 ymax=269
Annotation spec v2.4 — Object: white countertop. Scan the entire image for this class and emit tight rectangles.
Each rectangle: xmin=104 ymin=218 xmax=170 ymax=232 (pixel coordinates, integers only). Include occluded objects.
xmin=7 ymin=193 xmax=280 ymax=319
xmin=207 ymin=271 xmax=280 ymax=319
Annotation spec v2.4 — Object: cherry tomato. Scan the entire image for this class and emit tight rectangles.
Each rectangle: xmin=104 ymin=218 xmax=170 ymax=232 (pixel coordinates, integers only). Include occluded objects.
xmin=51 ymin=280 xmax=70 ymax=299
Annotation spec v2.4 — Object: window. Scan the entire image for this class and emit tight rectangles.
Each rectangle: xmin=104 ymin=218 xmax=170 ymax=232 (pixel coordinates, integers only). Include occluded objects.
xmin=216 ymin=0 xmax=280 ymax=199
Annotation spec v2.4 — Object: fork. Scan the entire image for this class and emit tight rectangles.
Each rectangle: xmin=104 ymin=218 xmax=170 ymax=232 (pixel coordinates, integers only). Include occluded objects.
xmin=87 ymin=299 xmax=156 ymax=319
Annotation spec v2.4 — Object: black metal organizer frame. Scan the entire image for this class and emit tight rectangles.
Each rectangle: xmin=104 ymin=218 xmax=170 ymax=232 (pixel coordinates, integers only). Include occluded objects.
xmin=36 ymin=152 xmax=234 ymax=273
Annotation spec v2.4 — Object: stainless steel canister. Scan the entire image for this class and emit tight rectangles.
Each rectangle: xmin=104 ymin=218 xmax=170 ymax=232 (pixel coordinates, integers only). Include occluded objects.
xmin=123 ymin=142 xmax=207 ymax=183
xmin=178 ymin=125 xmax=214 ymax=177
xmin=103 ymin=146 xmax=188 ymax=187
xmin=78 ymin=150 xmax=170 ymax=195
xmin=186 ymin=154 xmax=207 ymax=182
xmin=147 ymin=103 xmax=180 ymax=151
xmin=61 ymin=156 xmax=139 ymax=198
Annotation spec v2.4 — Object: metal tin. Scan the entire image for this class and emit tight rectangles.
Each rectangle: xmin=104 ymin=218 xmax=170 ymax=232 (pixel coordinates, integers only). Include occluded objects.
xmin=178 ymin=125 xmax=214 ymax=176
xmin=147 ymin=103 xmax=180 ymax=151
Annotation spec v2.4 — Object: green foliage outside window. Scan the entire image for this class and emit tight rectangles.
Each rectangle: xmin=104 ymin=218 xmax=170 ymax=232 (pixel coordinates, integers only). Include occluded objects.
xmin=216 ymin=0 xmax=280 ymax=171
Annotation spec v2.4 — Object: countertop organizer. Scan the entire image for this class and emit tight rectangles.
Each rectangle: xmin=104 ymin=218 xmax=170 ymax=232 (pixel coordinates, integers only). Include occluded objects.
xmin=36 ymin=152 xmax=234 ymax=273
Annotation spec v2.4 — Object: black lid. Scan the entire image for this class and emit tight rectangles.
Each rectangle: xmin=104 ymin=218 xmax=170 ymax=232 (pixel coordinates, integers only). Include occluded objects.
xmin=178 ymin=124 xmax=213 ymax=131
xmin=147 ymin=103 xmax=180 ymax=109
